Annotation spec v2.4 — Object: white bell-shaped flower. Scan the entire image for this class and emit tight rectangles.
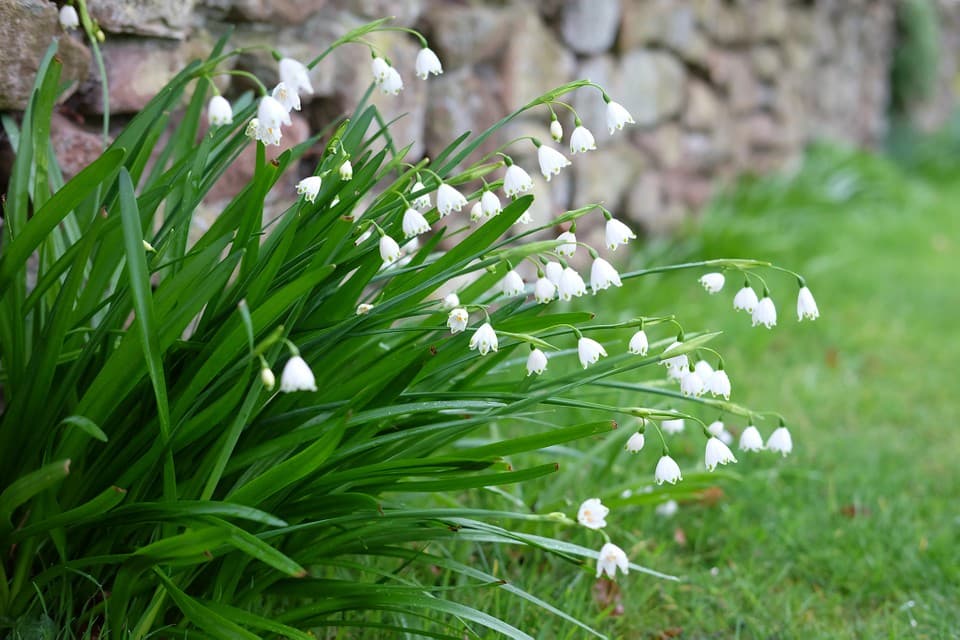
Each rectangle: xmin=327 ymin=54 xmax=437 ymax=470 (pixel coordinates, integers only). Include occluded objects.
xmin=545 ymin=261 xmax=563 ymax=285
xmin=605 ymin=217 xmax=636 ymax=251
xmin=279 ymin=57 xmax=314 ymax=97
xmin=625 ymin=432 xmax=645 ymax=453
xmin=596 ymin=542 xmax=629 ymax=579
xmin=628 ymin=330 xmax=648 ymax=355
xmin=707 ymin=420 xmax=725 ymax=437
xmin=378 ymin=66 xmax=404 ymax=95
xmin=577 ymin=337 xmax=607 ymax=369
xmin=402 ymin=207 xmax=430 ymax=238
xmin=207 ymin=95 xmax=233 ymax=126
xmin=534 ymin=277 xmax=556 ymax=304
xmin=654 ymin=455 xmax=683 ymax=484
xmin=272 ymin=82 xmax=300 ymax=113
xmin=296 ymin=176 xmax=322 ymax=203
xmin=339 ymin=160 xmax=353 ymax=181
xmin=469 ymin=322 xmax=499 ymax=355
xmin=371 ymin=56 xmax=391 ymax=82
xmin=480 ymin=190 xmax=501 ymax=217
xmin=739 ymin=425 xmax=765 ymax=452
xmin=555 ymin=231 xmax=577 ymax=258
xmin=526 ymin=348 xmax=548 ymax=375
xmin=279 ymin=356 xmax=317 ymax=393
xmin=766 ymin=426 xmax=793 ymax=456
xmin=797 ymin=286 xmax=820 ymax=321
xmin=704 ymin=437 xmax=737 ymax=471
xmin=660 ymin=341 xmax=689 ymax=370
xmin=550 ymin=118 xmax=563 ymax=142
xmin=733 ymin=285 xmax=759 ymax=313
xmin=558 ymin=267 xmax=587 ymax=300
xmin=577 ymin=498 xmax=609 ymax=529
xmin=379 ymin=235 xmax=402 ymax=265
xmin=694 ymin=360 xmax=714 ymax=380
xmin=752 ymin=296 xmax=778 ymax=328
xmin=436 ymin=183 xmax=468 ymax=217
xmin=590 ymin=257 xmax=622 ymax=293
xmin=503 ymin=164 xmax=533 ymax=198
xmin=470 ymin=202 xmax=483 ymax=222
xmin=699 ymin=272 xmax=725 ymax=294
xmin=537 ymin=144 xmax=571 ymax=181
xmin=260 ymin=366 xmax=276 ymax=391
xmin=59 ymin=5 xmax=79 ymax=29
xmin=442 ymin=293 xmax=460 ymax=309
xmin=661 ymin=417 xmax=685 ymax=435
xmin=412 ymin=180 xmax=431 ymax=210
xmin=679 ymin=369 xmax=706 ymax=397
xmin=447 ymin=308 xmax=469 ymax=333
xmin=606 ymin=99 xmax=635 ymax=134
xmin=255 ymin=96 xmax=291 ymax=146
xmin=707 ymin=369 xmax=731 ymax=399
xmin=500 ymin=270 xmax=525 ymax=297
xmin=570 ymin=125 xmax=597 ymax=153
xmin=415 ymin=47 xmax=443 ymax=79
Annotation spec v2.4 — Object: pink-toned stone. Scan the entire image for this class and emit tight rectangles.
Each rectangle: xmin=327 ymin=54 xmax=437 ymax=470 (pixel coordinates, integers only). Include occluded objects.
xmin=50 ymin=113 xmax=104 ymax=178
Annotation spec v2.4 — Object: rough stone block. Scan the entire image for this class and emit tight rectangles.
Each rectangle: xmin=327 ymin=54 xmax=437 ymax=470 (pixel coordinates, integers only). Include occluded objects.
xmin=561 ymin=0 xmax=621 ymax=55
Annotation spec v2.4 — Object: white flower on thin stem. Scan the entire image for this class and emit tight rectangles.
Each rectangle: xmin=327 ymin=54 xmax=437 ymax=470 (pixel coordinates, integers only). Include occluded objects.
xmin=705 ymin=437 xmax=737 ymax=471
xmin=660 ymin=341 xmax=689 ymax=370
xmin=537 ymin=144 xmax=571 ymax=181
xmin=379 ymin=235 xmax=402 ymax=265
xmin=766 ymin=426 xmax=793 ymax=456
xmin=378 ymin=66 xmax=404 ymax=95
xmin=558 ymin=267 xmax=587 ymax=300
xmin=661 ymin=417 xmax=685 ymax=435
xmin=437 ymin=183 xmax=468 ymax=217
xmin=442 ymin=293 xmax=460 ymax=309
xmin=733 ymin=285 xmax=759 ymax=313
xmin=596 ymin=542 xmax=629 ymax=579
xmin=606 ymin=99 xmax=635 ymax=134
xmin=654 ymin=455 xmax=683 ymax=485
xmin=447 ymin=308 xmax=469 ymax=333
xmin=260 ymin=366 xmax=275 ymax=391
xmin=244 ymin=118 xmax=260 ymax=140
xmin=470 ymin=202 xmax=483 ymax=222
xmin=280 ymin=356 xmax=317 ymax=393
xmin=694 ymin=360 xmax=714 ymax=380
xmin=550 ymin=118 xmax=563 ymax=142
xmin=339 ymin=161 xmax=353 ymax=181
xmin=500 ymin=270 xmax=525 ymax=297
xmin=577 ymin=498 xmax=609 ymax=529
xmin=625 ymin=432 xmax=645 ymax=453
xmin=503 ymin=164 xmax=533 ymax=198
xmin=371 ymin=56 xmax=391 ymax=81
xmin=272 ymin=82 xmax=300 ymax=113
xmin=656 ymin=500 xmax=678 ymax=518
xmin=208 ymin=95 xmax=233 ymax=126
xmin=590 ymin=257 xmax=622 ymax=293
xmin=354 ymin=227 xmax=373 ymax=246
xmin=605 ymin=217 xmax=637 ymax=251
xmin=59 ymin=5 xmax=79 ymax=30
xmin=279 ymin=57 xmax=314 ymax=97
xmin=628 ymin=330 xmax=648 ymax=355
xmin=797 ymin=286 xmax=820 ymax=321
xmin=752 ymin=296 xmax=778 ymax=328
xmin=469 ymin=322 xmax=499 ymax=355
xmin=699 ymin=272 xmax=725 ymax=294
xmin=526 ymin=348 xmax=548 ymax=375
xmin=534 ymin=277 xmax=556 ymax=304
xmin=356 ymin=303 xmax=374 ymax=315
xmin=412 ymin=180 xmax=431 ymax=210
xmin=707 ymin=369 xmax=731 ymax=399
xmin=545 ymin=261 xmax=563 ymax=285
xmin=415 ymin=47 xmax=443 ymax=79
xmin=402 ymin=207 xmax=430 ymax=238
xmin=707 ymin=420 xmax=725 ymax=437
xmin=480 ymin=190 xmax=502 ymax=218
xmin=296 ymin=176 xmax=322 ymax=203
xmin=680 ymin=369 xmax=705 ymax=397
xmin=255 ymin=96 xmax=291 ymax=146
xmin=578 ymin=337 xmax=607 ymax=368
xmin=739 ymin=425 xmax=765 ymax=452
xmin=555 ymin=231 xmax=577 ymax=258
xmin=570 ymin=125 xmax=597 ymax=153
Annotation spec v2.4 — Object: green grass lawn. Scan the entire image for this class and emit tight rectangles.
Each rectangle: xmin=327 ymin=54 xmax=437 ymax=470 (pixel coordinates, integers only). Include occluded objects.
xmin=428 ymin=145 xmax=960 ymax=640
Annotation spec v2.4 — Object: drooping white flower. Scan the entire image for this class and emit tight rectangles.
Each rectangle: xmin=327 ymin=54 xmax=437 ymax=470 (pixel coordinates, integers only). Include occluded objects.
xmin=661 ymin=417 xmax=685 ymax=435
xmin=628 ymin=330 xmax=648 ymax=355
xmin=570 ymin=125 xmax=597 ymax=153
xmin=733 ymin=285 xmax=759 ymax=313
xmin=412 ymin=180 xmax=431 ymax=210
xmin=577 ymin=498 xmax=609 ymax=529
xmin=707 ymin=369 xmax=731 ymax=399
xmin=590 ymin=257 xmax=622 ymax=293
xmin=537 ymin=144 xmax=571 ymax=181
xmin=606 ymin=99 xmax=635 ymax=134
xmin=255 ymin=96 xmax=291 ymax=146
xmin=469 ymin=322 xmax=499 ymax=355
xmin=503 ymin=164 xmax=533 ymax=198
xmin=414 ymin=46 xmax=443 ymax=79
xmin=436 ymin=183 xmax=468 ymax=216
xmin=442 ymin=293 xmax=460 ymax=309
xmin=660 ymin=341 xmax=689 ymax=370
xmin=704 ymin=437 xmax=737 ymax=471
xmin=578 ymin=337 xmax=607 ymax=369
xmin=550 ymin=118 xmax=563 ymax=142
xmin=526 ymin=348 xmax=548 ymax=375
xmin=654 ymin=455 xmax=683 ymax=485
xmin=534 ymin=277 xmax=556 ymax=304
xmin=766 ymin=426 xmax=793 ymax=456
xmin=371 ymin=56 xmax=391 ymax=82
xmin=679 ymin=369 xmax=705 ymax=397
xmin=699 ymin=272 xmax=725 ymax=294
xmin=480 ymin=190 xmax=502 ymax=218
xmin=667 ymin=364 xmax=686 ymax=381
xmin=694 ymin=360 xmax=714 ymax=380
xmin=655 ymin=500 xmax=678 ymax=518
xmin=402 ymin=207 xmax=430 ymax=238
xmin=447 ymin=308 xmax=469 ymax=333
xmin=707 ymin=420 xmax=725 ymax=437
xmin=752 ymin=296 xmax=778 ymax=328
xmin=797 ymin=286 xmax=820 ymax=321
xmin=558 ymin=267 xmax=587 ymax=300
xmin=625 ymin=432 xmax=645 ymax=453
xmin=718 ymin=428 xmax=734 ymax=446
xmin=296 ymin=176 xmax=322 ymax=203
xmin=605 ymin=217 xmax=637 ymax=251
xmin=356 ymin=303 xmax=374 ymax=315
xmin=596 ymin=542 xmax=629 ymax=579
xmin=515 ymin=211 xmax=533 ymax=225
xmin=260 ymin=366 xmax=276 ymax=391
xmin=244 ymin=118 xmax=260 ymax=140
xmin=545 ymin=261 xmax=563 ymax=285
xmin=555 ymin=231 xmax=577 ymax=257
xmin=271 ymin=82 xmax=300 ymax=113
xmin=339 ymin=160 xmax=353 ymax=181
xmin=279 ymin=356 xmax=317 ymax=393
xmin=739 ymin=425 xmax=765 ymax=452
xmin=378 ymin=66 xmax=404 ymax=95
xmin=500 ymin=270 xmax=525 ymax=296
xmin=354 ymin=227 xmax=373 ymax=246
xmin=379 ymin=235 xmax=402 ymax=265
xmin=279 ymin=57 xmax=314 ymax=98
xmin=470 ymin=202 xmax=484 ymax=222
xmin=59 ymin=5 xmax=79 ymax=30
xmin=207 ymin=95 xmax=233 ymax=126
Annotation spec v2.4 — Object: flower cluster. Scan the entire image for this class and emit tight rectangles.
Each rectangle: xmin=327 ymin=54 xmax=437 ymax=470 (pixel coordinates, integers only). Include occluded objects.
xmin=573 ymin=498 xmax=629 ymax=580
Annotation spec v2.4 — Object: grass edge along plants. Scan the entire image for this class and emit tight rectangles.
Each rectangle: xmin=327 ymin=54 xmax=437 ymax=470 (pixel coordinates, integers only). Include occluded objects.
xmin=0 ymin=11 xmax=820 ymax=639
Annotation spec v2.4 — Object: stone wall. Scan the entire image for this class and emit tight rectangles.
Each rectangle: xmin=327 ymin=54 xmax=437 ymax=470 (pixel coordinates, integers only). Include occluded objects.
xmin=2 ymin=0 xmax=958 ymax=232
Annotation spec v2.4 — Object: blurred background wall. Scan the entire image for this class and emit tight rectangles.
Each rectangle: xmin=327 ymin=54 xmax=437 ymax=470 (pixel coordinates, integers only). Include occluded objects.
xmin=2 ymin=0 xmax=958 ymax=232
